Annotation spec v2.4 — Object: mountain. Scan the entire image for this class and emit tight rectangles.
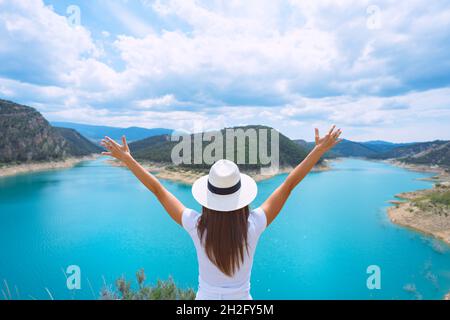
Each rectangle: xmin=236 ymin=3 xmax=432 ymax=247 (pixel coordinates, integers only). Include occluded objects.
xmin=361 ymin=140 xmax=412 ymax=153
xmin=370 ymin=140 xmax=450 ymax=167
xmin=325 ymin=139 xmax=380 ymax=158
xmin=371 ymin=140 xmax=448 ymax=160
xmin=400 ymin=141 xmax=450 ymax=167
xmin=0 ymin=99 xmax=66 ymax=163
xmin=294 ymin=137 xmax=450 ymax=168
xmin=294 ymin=139 xmax=380 ymax=158
xmin=0 ymin=99 xmax=100 ymax=164
xmin=54 ymin=127 xmax=102 ymax=157
xmin=130 ymin=125 xmax=310 ymax=171
xmin=294 ymin=139 xmax=314 ymax=151
xmin=129 ymin=134 xmax=176 ymax=163
xmin=294 ymin=139 xmax=419 ymax=158
xmin=51 ymin=121 xmax=173 ymax=144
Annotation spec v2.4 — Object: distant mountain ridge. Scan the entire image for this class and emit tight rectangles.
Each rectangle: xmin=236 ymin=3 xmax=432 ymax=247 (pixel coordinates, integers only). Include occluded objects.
xmin=401 ymin=141 xmax=450 ymax=167
xmin=51 ymin=121 xmax=173 ymax=144
xmin=328 ymin=139 xmax=379 ymax=157
xmin=295 ymin=138 xmax=450 ymax=168
xmin=0 ymin=99 xmax=101 ymax=164
xmin=2 ymin=98 xmax=448 ymax=169
xmin=370 ymin=140 xmax=448 ymax=159
xmin=294 ymin=139 xmax=396 ymax=158
xmin=361 ymin=140 xmax=413 ymax=153
xmin=371 ymin=140 xmax=450 ymax=167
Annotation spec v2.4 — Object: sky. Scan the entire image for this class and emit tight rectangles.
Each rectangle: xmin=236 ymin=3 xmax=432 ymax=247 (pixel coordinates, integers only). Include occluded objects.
xmin=0 ymin=0 xmax=449 ymax=142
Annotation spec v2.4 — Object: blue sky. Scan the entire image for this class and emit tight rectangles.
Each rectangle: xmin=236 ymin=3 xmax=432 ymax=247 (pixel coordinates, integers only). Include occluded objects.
xmin=0 ymin=0 xmax=449 ymax=142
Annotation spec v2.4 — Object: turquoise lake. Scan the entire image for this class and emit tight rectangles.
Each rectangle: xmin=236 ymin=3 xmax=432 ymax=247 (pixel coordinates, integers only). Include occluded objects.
xmin=0 ymin=158 xmax=449 ymax=300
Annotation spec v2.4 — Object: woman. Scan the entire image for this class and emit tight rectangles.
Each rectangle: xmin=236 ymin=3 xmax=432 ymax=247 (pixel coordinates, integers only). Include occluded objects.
xmin=101 ymin=125 xmax=342 ymax=300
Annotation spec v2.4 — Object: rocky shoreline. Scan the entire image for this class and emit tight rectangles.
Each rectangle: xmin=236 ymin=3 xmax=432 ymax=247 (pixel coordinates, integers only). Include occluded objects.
xmin=386 ymin=161 xmax=450 ymax=300
xmin=0 ymin=154 xmax=99 ymax=178
xmin=386 ymin=159 xmax=450 ymax=181
xmin=387 ymin=161 xmax=450 ymax=246
xmin=107 ymin=158 xmax=332 ymax=185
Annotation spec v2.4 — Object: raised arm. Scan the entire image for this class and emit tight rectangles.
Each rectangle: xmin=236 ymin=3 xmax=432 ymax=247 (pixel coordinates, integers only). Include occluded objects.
xmin=101 ymin=136 xmax=185 ymax=225
xmin=261 ymin=125 xmax=342 ymax=226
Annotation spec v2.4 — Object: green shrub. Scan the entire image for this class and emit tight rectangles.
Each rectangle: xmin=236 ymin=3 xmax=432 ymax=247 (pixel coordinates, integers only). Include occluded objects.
xmin=429 ymin=191 xmax=450 ymax=206
xmin=100 ymin=269 xmax=196 ymax=300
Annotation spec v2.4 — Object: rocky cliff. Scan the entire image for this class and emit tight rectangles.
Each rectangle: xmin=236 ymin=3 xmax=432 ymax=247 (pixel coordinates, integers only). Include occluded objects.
xmin=0 ymin=99 xmax=99 ymax=163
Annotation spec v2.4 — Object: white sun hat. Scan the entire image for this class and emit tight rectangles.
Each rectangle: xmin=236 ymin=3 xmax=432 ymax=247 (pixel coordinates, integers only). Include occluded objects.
xmin=192 ymin=159 xmax=258 ymax=212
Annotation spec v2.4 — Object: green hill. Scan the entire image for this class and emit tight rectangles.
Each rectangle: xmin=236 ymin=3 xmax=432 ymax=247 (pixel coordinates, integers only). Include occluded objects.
xmin=362 ymin=140 xmax=412 ymax=153
xmin=54 ymin=127 xmax=102 ymax=156
xmin=294 ymin=139 xmax=391 ymax=158
xmin=326 ymin=138 xmax=450 ymax=168
xmin=130 ymin=125 xmax=310 ymax=171
xmin=371 ymin=140 xmax=449 ymax=161
xmin=330 ymin=139 xmax=379 ymax=157
xmin=325 ymin=138 xmax=450 ymax=168
xmin=294 ymin=138 xmax=445 ymax=167
xmin=395 ymin=141 xmax=450 ymax=167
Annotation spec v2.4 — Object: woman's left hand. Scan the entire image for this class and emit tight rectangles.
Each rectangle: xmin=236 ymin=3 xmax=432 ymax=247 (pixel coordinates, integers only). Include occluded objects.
xmin=101 ymin=136 xmax=132 ymax=163
xmin=314 ymin=125 xmax=342 ymax=153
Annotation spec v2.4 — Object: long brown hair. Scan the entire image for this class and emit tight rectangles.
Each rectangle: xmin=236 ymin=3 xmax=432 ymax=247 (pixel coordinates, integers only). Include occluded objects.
xmin=197 ymin=206 xmax=250 ymax=277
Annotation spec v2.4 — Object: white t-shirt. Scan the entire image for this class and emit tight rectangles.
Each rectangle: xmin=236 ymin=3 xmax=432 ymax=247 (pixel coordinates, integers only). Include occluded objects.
xmin=182 ymin=207 xmax=267 ymax=296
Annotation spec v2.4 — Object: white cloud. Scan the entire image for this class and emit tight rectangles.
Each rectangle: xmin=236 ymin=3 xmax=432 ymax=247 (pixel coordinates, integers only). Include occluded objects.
xmin=0 ymin=0 xmax=449 ymax=142
xmin=0 ymin=0 xmax=100 ymax=85
xmin=135 ymin=94 xmax=178 ymax=109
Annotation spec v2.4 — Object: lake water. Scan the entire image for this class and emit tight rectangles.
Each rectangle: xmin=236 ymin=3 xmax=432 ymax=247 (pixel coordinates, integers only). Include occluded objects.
xmin=0 ymin=158 xmax=449 ymax=300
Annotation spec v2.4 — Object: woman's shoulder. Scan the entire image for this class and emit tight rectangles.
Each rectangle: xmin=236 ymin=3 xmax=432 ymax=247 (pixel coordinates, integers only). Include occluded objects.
xmin=248 ymin=207 xmax=267 ymax=235
xmin=182 ymin=208 xmax=201 ymax=232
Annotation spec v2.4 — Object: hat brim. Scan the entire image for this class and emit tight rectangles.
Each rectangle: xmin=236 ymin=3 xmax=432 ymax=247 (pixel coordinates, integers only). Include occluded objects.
xmin=192 ymin=173 xmax=257 ymax=212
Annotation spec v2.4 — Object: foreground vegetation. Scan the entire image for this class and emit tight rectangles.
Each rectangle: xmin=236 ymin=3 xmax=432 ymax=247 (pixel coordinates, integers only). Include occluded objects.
xmin=411 ymin=184 xmax=450 ymax=217
xmin=388 ymin=182 xmax=450 ymax=245
xmin=100 ymin=270 xmax=196 ymax=300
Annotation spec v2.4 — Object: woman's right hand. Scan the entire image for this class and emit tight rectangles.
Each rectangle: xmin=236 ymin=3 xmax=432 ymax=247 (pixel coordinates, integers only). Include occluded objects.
xmin=101 ymin=136 xmax=133 ymax=163
xmin=101 ymin=135 xmax=185 ymax=225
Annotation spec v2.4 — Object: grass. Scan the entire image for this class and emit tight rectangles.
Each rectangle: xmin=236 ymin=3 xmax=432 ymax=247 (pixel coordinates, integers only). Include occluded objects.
xmin=1 ymin=272 xmax=194 ymax=300
xmin=429 ymin=190 xmax=450 ymax=206
xmin=411 ymin=185 xmax=450 ymax=217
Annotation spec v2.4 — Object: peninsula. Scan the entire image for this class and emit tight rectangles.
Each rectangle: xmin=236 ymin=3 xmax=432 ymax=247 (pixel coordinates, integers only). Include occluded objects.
xmin=388 ymin=166 xmax=450 ymax=246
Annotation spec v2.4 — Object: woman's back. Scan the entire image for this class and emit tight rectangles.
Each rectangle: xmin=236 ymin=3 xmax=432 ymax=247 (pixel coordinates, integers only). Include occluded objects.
xmin=101 ymin=125 xmax=342 ymax=300
xmin=182 ymin=207 xmax=267 ymax=300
